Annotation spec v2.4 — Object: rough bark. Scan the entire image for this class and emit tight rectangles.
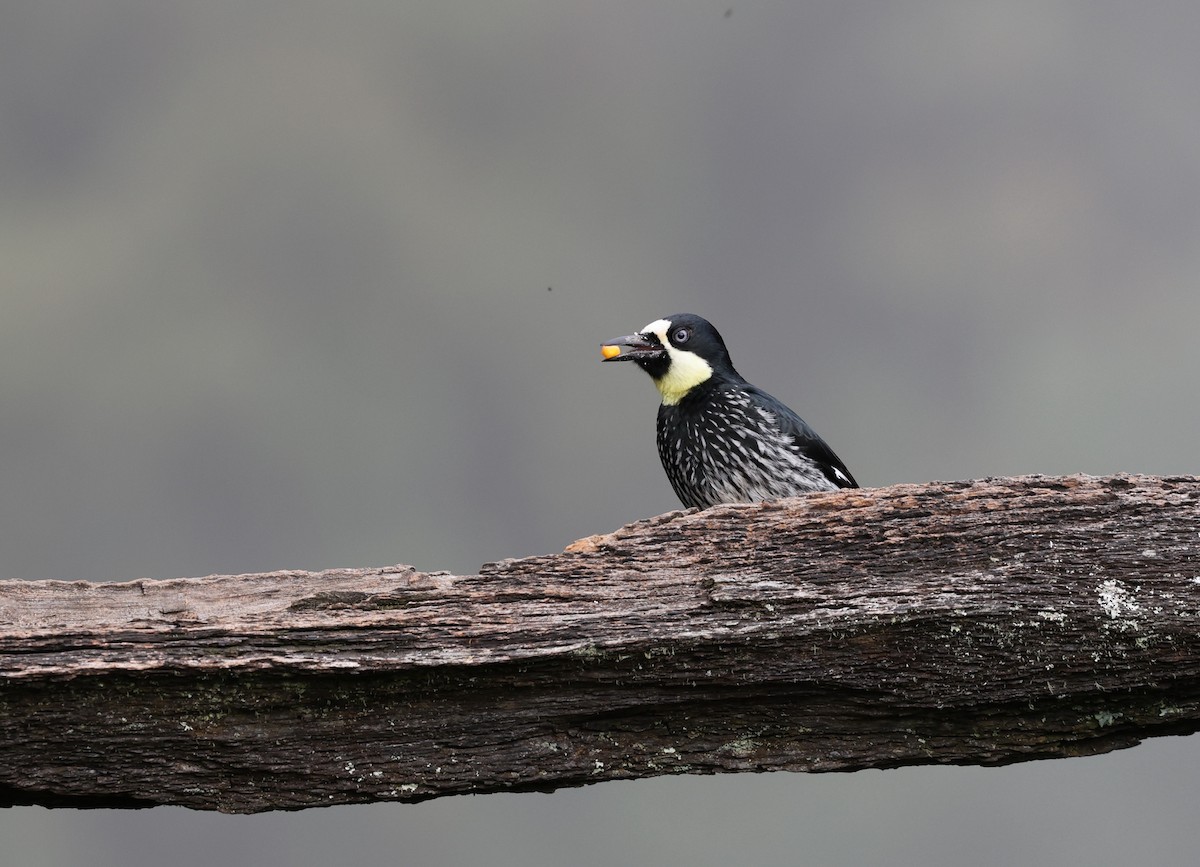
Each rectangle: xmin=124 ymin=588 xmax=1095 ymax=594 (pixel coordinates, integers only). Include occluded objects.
xmin=1 ymin=474 xmax=1199 ymax=813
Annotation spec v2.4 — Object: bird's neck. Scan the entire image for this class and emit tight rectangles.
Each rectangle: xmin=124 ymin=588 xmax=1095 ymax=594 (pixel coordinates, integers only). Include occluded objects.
xmin=656 ymin=368 xmax=742 ymax=408
xmin=653 ymin=354 xmax=717 ymax=406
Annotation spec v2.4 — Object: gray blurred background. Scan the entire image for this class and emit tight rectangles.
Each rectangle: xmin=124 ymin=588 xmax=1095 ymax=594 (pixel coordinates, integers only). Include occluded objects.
xmin=2 ymin=2 xmax=1199 ymax=865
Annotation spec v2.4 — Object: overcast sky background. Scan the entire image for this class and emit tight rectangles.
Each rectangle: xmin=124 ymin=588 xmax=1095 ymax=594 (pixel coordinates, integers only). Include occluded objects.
xmin=3 ymin=3 xmax=1199 ymax=865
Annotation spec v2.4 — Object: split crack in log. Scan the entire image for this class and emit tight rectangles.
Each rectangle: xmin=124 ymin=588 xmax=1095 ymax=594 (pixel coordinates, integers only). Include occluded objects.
xmin=1 ymin=474 xmax=1198 ymax=813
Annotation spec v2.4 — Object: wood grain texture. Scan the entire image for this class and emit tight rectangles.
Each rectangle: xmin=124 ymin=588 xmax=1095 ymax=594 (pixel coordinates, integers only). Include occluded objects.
xmin=2 ymin=474 xmax=1199 ymax=812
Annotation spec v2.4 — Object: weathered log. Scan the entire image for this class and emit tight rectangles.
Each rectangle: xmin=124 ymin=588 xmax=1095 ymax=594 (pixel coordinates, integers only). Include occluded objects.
xmin=1 ymin=474 xmax=1198 ymax=813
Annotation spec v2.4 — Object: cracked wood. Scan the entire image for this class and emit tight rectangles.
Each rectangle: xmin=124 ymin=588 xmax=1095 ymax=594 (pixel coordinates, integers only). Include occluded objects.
xmin=1 ymin=474 xmax=1199 ymax=813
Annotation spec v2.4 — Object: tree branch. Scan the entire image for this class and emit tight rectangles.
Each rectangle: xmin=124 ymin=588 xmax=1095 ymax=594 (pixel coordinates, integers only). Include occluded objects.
xmin=2 ymin=474 xmax=1199 ymax=813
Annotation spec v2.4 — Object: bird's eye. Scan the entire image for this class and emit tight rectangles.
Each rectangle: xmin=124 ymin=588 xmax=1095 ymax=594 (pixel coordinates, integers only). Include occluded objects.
xmin=672 ymin=327 xmax=690 ymax=344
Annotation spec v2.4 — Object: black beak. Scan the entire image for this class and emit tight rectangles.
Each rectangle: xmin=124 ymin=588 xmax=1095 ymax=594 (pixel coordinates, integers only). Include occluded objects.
xmin=600 ymin=332 xmax=666 ymax=362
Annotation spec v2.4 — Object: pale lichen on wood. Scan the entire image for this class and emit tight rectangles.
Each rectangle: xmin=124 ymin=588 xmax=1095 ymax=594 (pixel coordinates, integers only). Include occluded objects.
xmin=0 ymin=474 xmax=1198 ymax=812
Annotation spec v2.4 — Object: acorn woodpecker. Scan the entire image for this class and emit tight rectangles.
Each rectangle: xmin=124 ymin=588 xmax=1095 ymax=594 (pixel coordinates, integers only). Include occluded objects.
xmin=601 ymin=313 xmax=857 ymax=508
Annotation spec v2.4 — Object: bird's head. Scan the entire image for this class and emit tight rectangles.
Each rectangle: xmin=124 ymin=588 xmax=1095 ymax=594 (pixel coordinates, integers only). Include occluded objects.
xmin=601 ymin=313 xmax=736 ymax=405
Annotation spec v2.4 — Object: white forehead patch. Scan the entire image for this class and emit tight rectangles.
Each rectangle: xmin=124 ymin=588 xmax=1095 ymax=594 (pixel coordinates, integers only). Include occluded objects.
xmin=641 ymin=318 xmax=672 ymax=340
xmin=639 ymin=318 xmax=713 ymax=405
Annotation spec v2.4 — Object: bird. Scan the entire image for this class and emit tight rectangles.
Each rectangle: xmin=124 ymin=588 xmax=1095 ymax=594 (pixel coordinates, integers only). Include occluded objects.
xmin=601 ymin=313 xmax=857 ymax=508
